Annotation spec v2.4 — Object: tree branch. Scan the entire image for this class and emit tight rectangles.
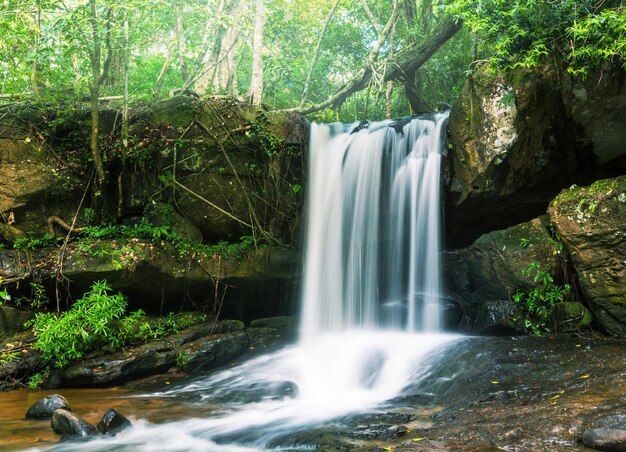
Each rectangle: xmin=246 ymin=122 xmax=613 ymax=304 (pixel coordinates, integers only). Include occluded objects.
xmin=286 ymin=16 xmax=462 ymax=115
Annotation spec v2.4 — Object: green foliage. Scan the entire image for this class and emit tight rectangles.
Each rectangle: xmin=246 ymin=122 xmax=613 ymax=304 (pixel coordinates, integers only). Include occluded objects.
xmin=13 ymin=233 xmax=62 ymax=251
xmin=27 ymin=282 xmax=49 ymax=309
xmin=249 ymin=111 xmax=283 ymax=158
xmin=27 ymin=279 xmax=209 ymax=368
xmin=443 ymin=0 xmax=626 ymax=76
xmin=0 ymin=351 xmax=19 ymax=366
xmin=26 ymin=371 xmax=47 ymax=390
xmin=512 ymin=262 xmax=571 ymax=335
xmin=0 ymin=277 xmax=10 ymax=304
xmin=27 ymin=280 xmax=128 ymax=368
xmin=176 ymin=352 xmax=188 ymax=370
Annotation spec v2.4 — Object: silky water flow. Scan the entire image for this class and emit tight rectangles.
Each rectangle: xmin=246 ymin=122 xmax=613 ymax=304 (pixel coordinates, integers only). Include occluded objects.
xmin=44 ymin=112 xmax=460 ymax=452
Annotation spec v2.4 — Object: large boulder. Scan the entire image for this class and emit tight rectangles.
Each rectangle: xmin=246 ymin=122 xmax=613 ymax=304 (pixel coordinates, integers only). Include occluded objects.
xmin=446 ymin=64 xmax=626 ymax=247
xmin=443 ymin=217 xmax=561 ymax=333
xmin=548 ymin=176 xmax=626 ymax=336
xmin=43 ymin=320 xmax=248 ymax=387
xmin=133 ymin=96 xmax=306 ymax=243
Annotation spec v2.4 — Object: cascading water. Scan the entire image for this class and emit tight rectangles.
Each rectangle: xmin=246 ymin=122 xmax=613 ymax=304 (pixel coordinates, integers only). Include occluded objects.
xmin=45 ymin=113 xmax=459 ymax=452
xmin=301 ymin=113 xmax=448 ymax=339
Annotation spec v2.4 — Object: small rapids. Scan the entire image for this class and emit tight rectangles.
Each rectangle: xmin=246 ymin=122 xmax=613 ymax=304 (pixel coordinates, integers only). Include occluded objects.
xmin=43 ymin=332 xmax=458 ymax=451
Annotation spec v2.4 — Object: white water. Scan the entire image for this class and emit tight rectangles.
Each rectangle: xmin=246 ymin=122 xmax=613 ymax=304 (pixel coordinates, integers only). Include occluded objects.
xmin=43 ymin=113 xmax=456 ymax=452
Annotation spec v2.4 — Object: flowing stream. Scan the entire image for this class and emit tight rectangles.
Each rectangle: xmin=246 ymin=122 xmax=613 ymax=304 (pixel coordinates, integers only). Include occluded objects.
xmin=18 ymin=113 xmax=460 ymax=451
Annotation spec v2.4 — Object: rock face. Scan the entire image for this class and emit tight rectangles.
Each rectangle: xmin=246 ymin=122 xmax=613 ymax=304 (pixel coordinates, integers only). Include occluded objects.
xmin=44 ymin=320 xmax=248 ymax=388
xmin=51 ymin=409 xmax=98 ymax=439
xmin=446 ymin=64 xmax=626 ymax=247
xmin=36 ymin=239 xmax=300 ymax=318
xmin=548 ymin=177 xmax=626 ymax=336
xmin=563 ymin=65 xmax=626 ymax=167
xmin=25 ymin=394 xmax=71 ymax=419
xmin=0 ymin=96 xmax=305 ymax=322
xmin=0 ymin=306 xmax=33 ymax=339
xmin=443 ymin=217 xmax=561 ymax=333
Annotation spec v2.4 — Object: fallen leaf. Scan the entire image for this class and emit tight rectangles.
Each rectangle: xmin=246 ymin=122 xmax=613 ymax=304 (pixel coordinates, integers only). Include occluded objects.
xmin=579 ymin=375 xmax=590 ymax=379
xmin=551 ymin=394 xmax=560 ymax=400
xmin=491 ymin=381 xmax=499 ymax=384
xmin=412 ymin=437 xmax=425 ymax=442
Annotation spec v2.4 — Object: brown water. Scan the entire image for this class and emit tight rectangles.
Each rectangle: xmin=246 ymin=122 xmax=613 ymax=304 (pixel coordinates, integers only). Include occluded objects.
xmin=0 ymin=385 xmax=221 ymax=451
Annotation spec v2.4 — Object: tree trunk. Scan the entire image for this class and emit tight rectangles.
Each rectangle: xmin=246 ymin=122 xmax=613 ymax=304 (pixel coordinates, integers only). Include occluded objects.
xmin=404 ymin=68 xmax=431 ymax=115
xmin=248 ymin=0 xmax=266 ymax=105
xmin=299 ymin=0 xmax=341 ymax=108
xmin=154 ymin=40 xmax=175 ymax=97
xmin=89 ymin=0 xmax=105 ymax=185
xmin=175 ymin=5 xmax=189 ymax=83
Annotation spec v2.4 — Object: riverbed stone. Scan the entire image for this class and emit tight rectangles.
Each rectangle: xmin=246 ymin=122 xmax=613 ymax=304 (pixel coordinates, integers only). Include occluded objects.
xmin=599 ymin=416 xmax=626 ymax=430
xmin=582 ymin=428 xmax=626 ymax=451
xmin=25 ymin=394 xmax=71 ymax=419
xmin=548 ymin=176 xmax=626 ymax=337
xmin=97 ymin=409 xmax=132 ymax=435
xmin=51 ymin=409 xmax=98 ymax=439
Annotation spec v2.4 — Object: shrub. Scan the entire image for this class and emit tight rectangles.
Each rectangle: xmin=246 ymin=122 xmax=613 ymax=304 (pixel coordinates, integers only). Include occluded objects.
xmin=27 ymin=280 xmax=127 ymax=368
xmin=512 ymin=262 xmax=571 ymax=335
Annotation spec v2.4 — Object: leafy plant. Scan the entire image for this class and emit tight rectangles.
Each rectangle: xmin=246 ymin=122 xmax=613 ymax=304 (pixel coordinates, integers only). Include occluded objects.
xmin=13 ymin=233 xmax=61 ymax=251
xmin=0 ymin=351 xmax=19 ymax=366
xmin=27 ymin=280 xmax=128 ymax=368
xmin=0 ymin=277 xmax=10 ymax=304
xmin=26 ymin=371 xmax=48 ymax=390
xmin=512 ymin=262 xmax=571 ymax=335
xmin=176 ymin=352 xmax=188 ymax=370
xmin=28 ymin=282 xmax=49 ymax=309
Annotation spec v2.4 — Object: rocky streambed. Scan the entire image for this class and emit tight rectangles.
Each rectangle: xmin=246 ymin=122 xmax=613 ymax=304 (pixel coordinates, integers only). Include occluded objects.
xmin=0 ymin=334 xmax=623 ymax=451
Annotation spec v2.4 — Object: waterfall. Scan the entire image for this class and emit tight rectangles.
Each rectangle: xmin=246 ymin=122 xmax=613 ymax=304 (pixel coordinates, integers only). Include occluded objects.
xmin=300 ymin=113 xmax=449 ymax=340
xmin=53 ymin=113 xmax=457 ymax=452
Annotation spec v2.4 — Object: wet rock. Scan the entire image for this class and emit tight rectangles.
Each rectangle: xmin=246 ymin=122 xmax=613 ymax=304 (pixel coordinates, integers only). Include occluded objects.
xmin=582 ymin=428 xmax=626 ymax=451
xmin=51 ymin=409 xmax=98 ymax=439
xmin=551 ymin=302 xmax=593 ymax=332
xmin=25 ymin=394 xmax=71 ymax=419
xmin=349 ymin=425 xmax=408 ymax=440
xmin=548 ymin=176 xmax=626 ymax=336
xmin=599 ymin=415 xmax=626 ymax=430
xmin=97 ymin=409 xmax=132 ymax=435
xmin=44 ymin=321 xmax=248 ymax=388
xmin=562 ymin=64 xmax=626 ymax=168
xmin=273 ymin=381 xmax=298 ymax=400
xmin=0 ymin=306 xmax=34 ymax=339
xmin=443 ymin=217 xmax=560 ymax=332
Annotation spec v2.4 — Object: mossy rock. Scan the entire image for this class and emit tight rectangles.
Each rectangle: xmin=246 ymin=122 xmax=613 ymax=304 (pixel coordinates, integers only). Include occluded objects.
xmin=549 ymin=176 xmax=626 ymax=337
xmin=551 ymin=302 xmax=593 ymax=333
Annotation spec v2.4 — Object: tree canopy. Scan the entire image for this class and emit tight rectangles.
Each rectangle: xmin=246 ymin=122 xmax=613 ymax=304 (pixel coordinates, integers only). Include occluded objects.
xmin=0 ymin=0 xmax=624 ymax=121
